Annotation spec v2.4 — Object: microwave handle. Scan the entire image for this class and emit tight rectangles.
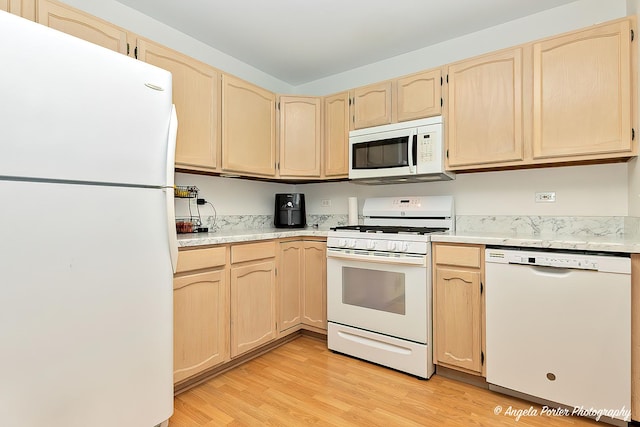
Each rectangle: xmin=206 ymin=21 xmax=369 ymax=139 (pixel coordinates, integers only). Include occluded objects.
xmin=408 ymin=130 xmax=417 ymax=174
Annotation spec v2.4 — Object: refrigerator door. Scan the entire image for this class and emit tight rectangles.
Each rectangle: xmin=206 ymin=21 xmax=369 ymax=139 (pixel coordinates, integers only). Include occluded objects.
xmin=0 ymin=12 xmax=173 ymax=188
xmin=0 ymin=180 xmax=173 ymax=427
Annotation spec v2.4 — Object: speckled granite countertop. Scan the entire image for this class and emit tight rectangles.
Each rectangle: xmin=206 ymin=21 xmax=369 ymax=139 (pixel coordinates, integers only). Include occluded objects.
xmin=431 ymin=231 xmax=640 ymax=254
xmin=177 ymin=227 xmax=330 ymax=248
xmin=178 ymin=227 xmax=640 ymax=253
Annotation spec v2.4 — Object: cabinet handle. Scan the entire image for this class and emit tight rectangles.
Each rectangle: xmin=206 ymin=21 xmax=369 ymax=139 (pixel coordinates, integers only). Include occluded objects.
xmin=633 ymin=128 xmax=636 ymax=141
xmin=632 ymin=29 xmax=635 ymax=42
xmin=481 ymin=351 xmax=485 ymax=365
xmin=443 ymin=276 xmax=472 ymax=284
xmin=480 ymin=281 xmax=484 ymax=294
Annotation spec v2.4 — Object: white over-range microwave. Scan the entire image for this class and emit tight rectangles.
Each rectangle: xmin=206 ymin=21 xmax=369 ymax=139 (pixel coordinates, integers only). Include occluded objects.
xmin=348 ymin=116 xmax=454 ymax=184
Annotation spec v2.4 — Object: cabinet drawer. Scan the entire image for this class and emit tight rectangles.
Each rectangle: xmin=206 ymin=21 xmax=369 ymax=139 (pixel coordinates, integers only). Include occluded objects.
xmin=231 ymin=241 xmax=276 ymax=264
xmin=176 ymin=246 xmax=227 ymax=273
xmin=435 ymin=244 xmax=481 ymax=268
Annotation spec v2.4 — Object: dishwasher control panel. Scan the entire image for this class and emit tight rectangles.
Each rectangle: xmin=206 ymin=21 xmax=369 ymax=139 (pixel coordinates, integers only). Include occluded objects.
xmin=486 ymin=248 xmax=630 ymax=274
xmin=506 ymin=253 xmax=598 ymax=270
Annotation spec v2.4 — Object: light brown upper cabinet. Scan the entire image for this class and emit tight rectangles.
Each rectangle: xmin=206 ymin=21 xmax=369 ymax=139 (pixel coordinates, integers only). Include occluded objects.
xmin=37 ymin=0 xmax=130 ymax=54
xmin=323 ymin=91 xmax=350 ymax=178
xmin=222 ymin=74 xmax=277 ymax=177
xmin=137 ymin=39 xmax=221 ymax=172
xmin=447 ymin=47 xmax=525 ymax=169
xmin=351 ymin=81 xmax=393 ymax=129
xmin=2 ymin=0 xmax=36 ymax=20
xmin=446 ymin=17 xmax=636 ymax=171
xmin=277 ymin=96 xmax=321 ymax=178
xmin=395 ymin=68 xmax=442 ymax=122
xmin=532 ymin=19 xmax=635 ymax=162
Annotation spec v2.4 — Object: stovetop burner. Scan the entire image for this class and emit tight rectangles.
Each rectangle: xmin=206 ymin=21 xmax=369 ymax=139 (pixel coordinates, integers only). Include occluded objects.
xmin=330 ymin=225 xmax=449 ymax=235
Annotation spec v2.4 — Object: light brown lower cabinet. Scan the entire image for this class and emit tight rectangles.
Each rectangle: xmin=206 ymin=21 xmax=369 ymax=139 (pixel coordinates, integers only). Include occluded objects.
xmin=279 ymin=242 xmax=303 ymax=333
xmin=301 ymin=241 xmax=326 ymax=330
xmin=230 ymin=242 xmax=277 ymax=358
xmin=174 ymin=239 xmax=326 ymax=384
xmin=278 ymin=240 xmax=327 ymax=336
xmin=433 ymin=243 xmax=485 ymax=376
xmin=173 ymin=247 xmax=229 ymax=384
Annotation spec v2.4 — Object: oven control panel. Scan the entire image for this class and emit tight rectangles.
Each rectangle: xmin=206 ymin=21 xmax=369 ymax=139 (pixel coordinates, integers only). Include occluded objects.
xmin=327 ymin=236 xmax=428 ymax=255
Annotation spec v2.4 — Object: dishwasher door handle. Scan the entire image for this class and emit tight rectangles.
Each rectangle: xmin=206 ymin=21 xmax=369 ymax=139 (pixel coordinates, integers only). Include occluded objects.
xmin=529 ymin=265 xmax=573 ymax=277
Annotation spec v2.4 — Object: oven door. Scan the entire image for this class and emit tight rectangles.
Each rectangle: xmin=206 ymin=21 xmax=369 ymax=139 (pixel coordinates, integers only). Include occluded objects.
xmin=326 ymin=248 xmax=430 ymax=343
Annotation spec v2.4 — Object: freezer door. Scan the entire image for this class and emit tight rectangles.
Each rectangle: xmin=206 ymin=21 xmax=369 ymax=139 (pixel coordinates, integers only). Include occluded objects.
xmin=0 ymin=181 xmax=173 ymax=427
xmin=0 ymin=12 xmax=173 ymax=187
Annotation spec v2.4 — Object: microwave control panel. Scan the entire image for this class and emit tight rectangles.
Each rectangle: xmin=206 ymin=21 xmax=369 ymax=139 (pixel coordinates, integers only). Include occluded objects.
xmin=418 ymin=132 xmax=435 ymax=163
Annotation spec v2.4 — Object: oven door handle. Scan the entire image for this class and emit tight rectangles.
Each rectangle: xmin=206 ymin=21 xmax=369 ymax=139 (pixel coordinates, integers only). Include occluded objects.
xmin=408 ymin=129 xmax=417 ymax=174
xmin=327 ymin=249 xmax=427 ymax=266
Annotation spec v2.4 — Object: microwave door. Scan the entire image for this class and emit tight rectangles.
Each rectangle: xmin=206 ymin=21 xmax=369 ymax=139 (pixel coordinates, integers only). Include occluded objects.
xmin=349 ymin=132 xmax=412 ymax=179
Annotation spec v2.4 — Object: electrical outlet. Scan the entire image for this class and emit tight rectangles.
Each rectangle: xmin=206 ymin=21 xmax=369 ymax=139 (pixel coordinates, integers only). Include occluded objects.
xmin=535 ymin=192 xmax=556 ymax=203
xmin=321 ymin=199 xmax=331 ymax=207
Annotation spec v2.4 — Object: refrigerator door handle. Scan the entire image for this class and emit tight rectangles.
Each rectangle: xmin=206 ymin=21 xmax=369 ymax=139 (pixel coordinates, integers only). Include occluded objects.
xmin=166 ymin=187 xmax=178 ymax=273
xmin=165 ymin=105 xmax=178 ymax=189
xmin=166 ymin=105 xmax=179 ymax=273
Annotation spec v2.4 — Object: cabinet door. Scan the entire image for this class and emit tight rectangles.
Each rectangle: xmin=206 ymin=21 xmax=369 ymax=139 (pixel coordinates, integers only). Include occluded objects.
xmin=173 ymin=269 xmax=228 ymax=383
xmin=230 ymin=260 xmax=277 ymax=357
xmin=532 ymin=20 xmax=633 ymax=160
xmin=278 ymin=242 xmax=302 ymax=332
xmin=351 ymin=81 xmax=393 ymax=129
xmin=222 ymin=74 xmax=276 ymax=177
xmin=37 ymin=0 xmax=129 ymax=54
xmin=447 ymin=48 xmax=524 ymax=168
xmin=278 ymin=96 xmax=321 ymax=178
xmin=434 ymin=267 xmax=482 ymax=373
xmin=395 ymin=69 xmax=442 ymax=122
xmin=137 ymin=39 xmax=220 ymax=171
xmin=323 ymin=91 xmax=350 ymax=178
xmin=302 ymin=241 xmax=326 ymax=330
xmin=2 ymin=0 xmax=36 ymax=20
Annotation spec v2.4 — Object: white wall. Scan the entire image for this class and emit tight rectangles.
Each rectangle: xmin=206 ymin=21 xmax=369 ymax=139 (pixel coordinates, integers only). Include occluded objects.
xmin=175 ymin=173 xmax=294 ymax=217
xmin=57 ymin=0 xmax=294 ymax=93
xmin=295 ymin=0 xmax=628 ymax=95
xmin=298 ymin=163 xmax=628 ymax=216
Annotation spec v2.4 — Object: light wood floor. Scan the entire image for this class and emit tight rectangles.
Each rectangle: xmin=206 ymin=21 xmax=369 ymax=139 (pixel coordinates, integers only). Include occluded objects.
xmin=170 ymin=335 xmax=601 ymax=426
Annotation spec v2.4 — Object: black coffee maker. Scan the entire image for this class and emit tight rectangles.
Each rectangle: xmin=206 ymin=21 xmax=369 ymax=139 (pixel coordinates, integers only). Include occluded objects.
xmin=274 ymin=193 xmax=306 ymax=228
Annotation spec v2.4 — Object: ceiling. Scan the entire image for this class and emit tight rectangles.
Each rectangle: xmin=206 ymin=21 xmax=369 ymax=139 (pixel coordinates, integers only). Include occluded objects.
xmin=113 ymin=0 xmax=579 ymax=86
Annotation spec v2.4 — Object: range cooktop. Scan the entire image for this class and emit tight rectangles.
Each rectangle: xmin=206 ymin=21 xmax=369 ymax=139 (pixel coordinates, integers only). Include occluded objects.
xmin=330 ymin=225 xmax=449 ymax=235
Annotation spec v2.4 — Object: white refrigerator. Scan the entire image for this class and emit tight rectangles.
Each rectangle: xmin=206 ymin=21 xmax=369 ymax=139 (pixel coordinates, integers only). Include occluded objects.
xmin=0 ymin=11 xmax=178 ymax=427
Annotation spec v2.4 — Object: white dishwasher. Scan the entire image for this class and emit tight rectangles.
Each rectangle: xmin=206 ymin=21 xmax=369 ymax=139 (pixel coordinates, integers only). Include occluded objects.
xmin=485 ymin=247 xmax=631 ymax=423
